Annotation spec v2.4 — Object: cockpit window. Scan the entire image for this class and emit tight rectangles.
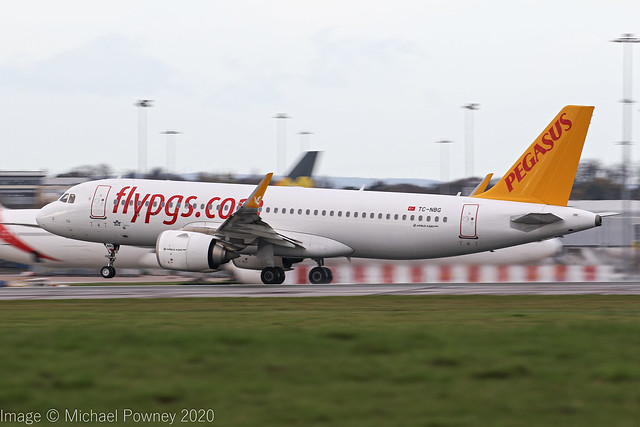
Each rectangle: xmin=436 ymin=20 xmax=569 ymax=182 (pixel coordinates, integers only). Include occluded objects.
xmin=59 ymin=193 xmax=76 ymax=203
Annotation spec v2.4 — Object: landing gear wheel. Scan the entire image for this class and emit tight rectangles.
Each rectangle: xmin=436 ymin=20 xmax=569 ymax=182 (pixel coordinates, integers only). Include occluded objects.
xmin=100 ymin=266 xmax=116 ymax=279
xmin=261 ymin=267 xmax=286 ymax=285
xmin=309 ymin=266 xmax=333 ymax=284
xmin=323 ymin=267 xmax=333 ymax=284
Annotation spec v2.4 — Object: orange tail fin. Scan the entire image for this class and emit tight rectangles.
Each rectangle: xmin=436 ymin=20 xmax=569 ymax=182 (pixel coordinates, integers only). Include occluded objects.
xmin=473 ymin=105 xmax=594 ymax=206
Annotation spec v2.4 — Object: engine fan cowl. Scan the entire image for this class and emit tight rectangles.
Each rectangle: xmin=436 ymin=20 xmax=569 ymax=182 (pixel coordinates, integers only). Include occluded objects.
xmin=156 ymin=230 xmax=238 ymax=272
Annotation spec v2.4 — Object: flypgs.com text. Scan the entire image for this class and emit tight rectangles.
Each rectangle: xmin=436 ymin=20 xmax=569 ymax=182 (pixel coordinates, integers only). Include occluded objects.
xmin=112 ymin=186 xmax=256 ymax=225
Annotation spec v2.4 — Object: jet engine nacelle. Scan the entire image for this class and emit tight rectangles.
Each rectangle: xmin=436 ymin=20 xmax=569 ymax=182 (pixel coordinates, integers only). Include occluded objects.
xmin=156 ymin=230 xmax=237 ymax=272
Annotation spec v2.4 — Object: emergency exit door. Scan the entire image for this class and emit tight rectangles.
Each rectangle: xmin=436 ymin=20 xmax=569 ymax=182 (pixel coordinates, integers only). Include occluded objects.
xmin=460 ymin=204 xmax=479 ymax=239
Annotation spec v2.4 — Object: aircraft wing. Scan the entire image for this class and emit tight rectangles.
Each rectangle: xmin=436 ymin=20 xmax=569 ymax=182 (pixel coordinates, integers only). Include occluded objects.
xmin=185 ymin=173 xmax=303 ymax=251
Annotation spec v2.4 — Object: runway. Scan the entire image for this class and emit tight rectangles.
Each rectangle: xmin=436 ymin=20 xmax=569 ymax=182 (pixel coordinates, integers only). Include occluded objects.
xmin=1 ymin=282 xmax=640 ymax=300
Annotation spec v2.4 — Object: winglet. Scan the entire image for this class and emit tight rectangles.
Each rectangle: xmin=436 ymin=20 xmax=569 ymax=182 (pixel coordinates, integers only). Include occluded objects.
xmin=468 ymin=173 xmax=493 ymax=196
xmin=245 ymin=173 xmax=273 ymax=208
xmin=473 ymin=105 xmax=594 ymax=206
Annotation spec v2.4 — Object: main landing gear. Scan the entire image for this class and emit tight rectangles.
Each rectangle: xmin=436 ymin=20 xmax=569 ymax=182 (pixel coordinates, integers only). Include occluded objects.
xmin=309 ymin=266 xmax=333 ymax=284
xmin=100 ymin=243 xmax=119 ymax=279
xmin=309 ymin=259 xmax=333 ymax=284
xmin=260 ymin=266 xmax=286 ymax=284
xmin=258 ymin=261 xmax=334 ymax=285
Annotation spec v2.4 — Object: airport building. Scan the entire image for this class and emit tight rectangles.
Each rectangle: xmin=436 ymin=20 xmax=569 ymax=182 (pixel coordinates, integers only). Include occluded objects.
xmin=0 ymin=171 xmax=89 ymax=208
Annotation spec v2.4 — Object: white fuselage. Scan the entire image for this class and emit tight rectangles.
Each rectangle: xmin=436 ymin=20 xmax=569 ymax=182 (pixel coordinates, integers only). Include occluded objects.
xmin=36 ymin=179 xmax=599 ymax=261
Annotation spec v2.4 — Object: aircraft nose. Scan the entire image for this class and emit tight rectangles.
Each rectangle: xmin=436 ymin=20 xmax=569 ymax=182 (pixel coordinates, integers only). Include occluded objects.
xmin=36 ymin=202 xmax=61 ymax=232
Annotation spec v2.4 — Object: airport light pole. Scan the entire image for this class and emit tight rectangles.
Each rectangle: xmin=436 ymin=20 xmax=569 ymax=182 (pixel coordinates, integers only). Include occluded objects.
xmin=135 ymin=99 xmax=154 ymax=177
xmin=435 ymin=140 xmax=454 ymax=194
xmin=161 ymin=130 xmax=181 ymax=174
xmin=298 ymin=131 xmax=313 ymax=152
xmin=273 ymin=113 xmax=291 ymax=175
xmin=611 ymin=34 xmax=640 ymax=274
xmin=462 ymin=103 xmax=480 ymax=178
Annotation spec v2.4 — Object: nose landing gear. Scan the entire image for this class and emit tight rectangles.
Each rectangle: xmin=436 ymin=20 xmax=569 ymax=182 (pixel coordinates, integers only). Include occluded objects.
xmin=100 ymin=243 xmax=119 ymax=279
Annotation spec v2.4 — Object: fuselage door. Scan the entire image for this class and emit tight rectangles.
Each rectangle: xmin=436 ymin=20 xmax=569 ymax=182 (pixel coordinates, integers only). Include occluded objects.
xmin=90 ymin=185 xmax=111 ymax=219
xmin=460 ymin=204 xmax=479 ymax=239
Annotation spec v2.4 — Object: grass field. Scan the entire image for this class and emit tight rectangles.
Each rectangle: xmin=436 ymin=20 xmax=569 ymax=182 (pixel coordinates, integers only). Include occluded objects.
xmin=0 ymin=296 xmax=639 ymax=426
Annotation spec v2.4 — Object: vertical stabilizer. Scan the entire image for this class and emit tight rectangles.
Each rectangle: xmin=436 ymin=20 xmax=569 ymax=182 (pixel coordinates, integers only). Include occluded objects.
xmin=473 ymin=105 xmax=594 ymax=206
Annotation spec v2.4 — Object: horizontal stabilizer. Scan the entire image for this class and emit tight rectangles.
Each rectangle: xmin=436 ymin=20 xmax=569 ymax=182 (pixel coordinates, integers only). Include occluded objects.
xmin=511 ymin=213 xmax=563 ymax=225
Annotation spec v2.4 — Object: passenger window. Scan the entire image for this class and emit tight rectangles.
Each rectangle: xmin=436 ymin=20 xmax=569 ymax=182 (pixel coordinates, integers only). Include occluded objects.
xmin=386 ymin=214 xmax=390 ymax=220
xmin=274 ymin=208 xmax=279 ymax=213
xmin=443 ymin=217 xmax=448 ymax=223
xmin=435 ymin=216 xmax=440 ymax=222
xmin=426 ymin=216 xmax=431 ymax=222
xmin=338 ymin=211 xmax=342 ymax=217
xmin=354 ymin=212 xmax=359 ymax=218
xmin=402 ymin=214 xmax=407 ymax=220
xmin=306 ymin=209 xmax=310 ymax=215
xmin=394 ymin=214 xmax=399 ymax=220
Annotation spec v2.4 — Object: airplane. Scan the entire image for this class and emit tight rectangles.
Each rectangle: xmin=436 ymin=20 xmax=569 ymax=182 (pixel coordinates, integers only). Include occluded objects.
xmin=0 ymin=201 xmax=561 ymax=278
xmin=36 ymin=105 xmax=603 ymax=284
xmin=275 ymin=151 xmax=319 ymax=188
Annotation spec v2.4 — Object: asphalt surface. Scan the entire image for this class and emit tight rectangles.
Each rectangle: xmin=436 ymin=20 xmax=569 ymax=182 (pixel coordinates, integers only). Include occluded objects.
xmin=1 ymin=281 xmax=640 ymax=300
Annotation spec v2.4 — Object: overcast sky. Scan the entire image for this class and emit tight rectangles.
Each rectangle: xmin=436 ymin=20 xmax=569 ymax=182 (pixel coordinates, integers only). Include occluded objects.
xmin=0 ymin=0 xmax=639 ymax=181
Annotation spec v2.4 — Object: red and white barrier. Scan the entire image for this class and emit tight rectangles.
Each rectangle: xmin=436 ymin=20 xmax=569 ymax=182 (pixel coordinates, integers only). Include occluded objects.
xmin=285 ymin=264 xmax=614 ymax=285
